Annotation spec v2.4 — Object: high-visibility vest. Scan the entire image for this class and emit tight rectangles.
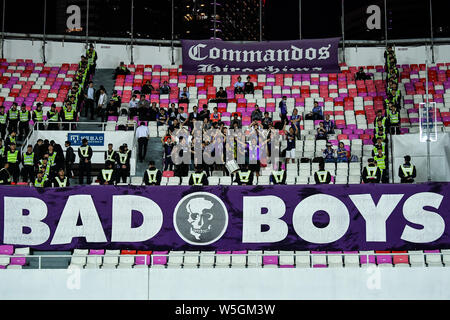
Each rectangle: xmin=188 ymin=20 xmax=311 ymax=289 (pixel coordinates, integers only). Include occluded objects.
xmin=7 ymin=150 xmax=18 ymax=163
xmin=54 ymin=176 xmax=68 ymax=187
xmin=111 ymin=96 xmax=119 ymax=102
xmin=373 ymin=143 xmax=385 ymax=155
xmin=79 ymin=146 xmax=90 ymax=158
xmin=33 ymin=109 xmax=43 ymax=121
xmin=272 ymin=170 xmax=285 ymax=184
xmin=8 ymin=109 xmax=18 ymax=120
xmin=375 ymin=117 xmax=386 ymax=127
xmin=192 ymin=172 xmax=205 ymax=186
xmin=34 ymin=177 xmax=46 ymax=187
xmin=146 ymin=169 xmax=158 ymax=183
xmin=365 ymin=166 xmax=378 ymax=179
xmin=316 ymin=170 xmax=329 ymax=183
xmin=48 ymin=111 xmax=59 ymax=122
xmin=106 ymin=150 xmax=116 ymax=163
xmin=375 ymin=126 xmax=386 ymax=140
xmin=0 ymin=112 xmax=6 ymax=124
xmin=238 ymin=170 xmax=251 ymax=183
xmin=387 ymin=109 xmax=399 ymax=124
xmin=39 ymin=162 xmax=51 ymax=176
xmin=8 ymin=135 xmax=15 ymax=145
xmin=64 ymin=109 xmax=75 ymax=120
xmin=102 ymin=169 xmax=114 ymax=182
xmin=374 ymin=155 xmax=386 ymax=170
xmin=400 ymin=164 xmax=414 ymax=177
xmin=48 ymin=152 xmax=57 ymax=167
xmin=0 ymin=145 xmax=4 ymax=156
xmin=19 ymin=110 xmax=29 ymax=122
xmin=23 ymin=152 xmax=34 ymax=166
xmin=118 ymin=152 xmax=128 ymax=164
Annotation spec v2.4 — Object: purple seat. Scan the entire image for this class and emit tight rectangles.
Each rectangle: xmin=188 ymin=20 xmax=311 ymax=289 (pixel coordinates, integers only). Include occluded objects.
xmin=342 ymin=129 xmax=353 ymax=135
xmin=152 ymin=251 xmax=168 ymax=265
xmin=10 ymin=256 xmax=26 ymax=266
xmin=263 ymin=255 xmax=278 ymax=266
xmin=135 ymin=255 xmax=150 ymax=266
xmin=360 ymin=254 xmax=376 ymax=264
xmin=89 ymin=249 xmax=104 ymax=255
xmin=0 ymin=245 xmax=14 ymax=255
xmin=376 ymin=255 xmax=392 ymax=265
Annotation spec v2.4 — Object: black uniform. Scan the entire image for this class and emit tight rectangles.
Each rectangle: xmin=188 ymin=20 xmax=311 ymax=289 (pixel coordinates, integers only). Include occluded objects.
xmin=270 ymin=170 xmax=287 ymax=185
xmin=398 ymin=163 xmax=417 ymax=183
xmin=98 ymin=168 xmax=117 ymax=185
xmin=65 ymin=146 xmax=76 ymax=178
xmin=143 ymin=168 xmax=162 ymax=185
xmin=362 ymin=164 xmax=382 ymax=183
xmin=189 ymin=171 xmax=209 ymax=186
xmin=52 ymin=175 xmax=70 ymax=187
xmin=234 ymin=169 xmax=254 ymax=185
xmin=116 ymin=150 xmax=131 ymax=183
xmin=314 ymin=170 xmax=332 ymax=184
xmin=78 ymin=144 xmax=93 ymax=184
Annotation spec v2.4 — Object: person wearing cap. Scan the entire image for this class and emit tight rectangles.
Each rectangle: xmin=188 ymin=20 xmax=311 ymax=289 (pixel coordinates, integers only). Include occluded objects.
xmin=387 ymin=104 xmax=400 ymax=135
xmin=7 ymin=102 xmax=19 ymax=134
xmin=78 ymin=138 xmax=93 ymax=184
xmin=372 ymin=137 xmax=386 ymax=157
xmin=323 ymin=143 xmax=336 ymax=163
xmin=52 ymin=168 xmax=70 ymax=188
xmin=0 ymin=105 xmax=7 ymax=139
xmin=362 ymin=158 xmax=382 ymax=183
xmin=234 ymin=164 xmax=254 ymax=185
xmin=0 ymin=162 xmax=11 ymax=185
xmin=34 ymin=171 xmax=50 ymax=188
xmin=5 ymin=142 xmax=20 ymax=183
xmin=21 ymin=144 xmax=36 ymax=183
xmin=189 ymin=165 xmax=209 ymax=186
xmin=32 ymin=103 xmax=45 ymax=130
xmin=270 ymin=162 xmax=286 ymax=185
xmin=143 ymin=161 xmax=162 ymax=185
xmin=61 ymin=103 xmax=76 ymax=130
xmin=98 ymin=162 xmax=116 ymax=185
xmin=46 ymin=104 xmax=60 ymax=130
xmin=399 ymin=155 xmax=416 ymax=183
xmin=374 ymin=147 xmax=388 ymax=183
xmin=314 ymin=161 xmax=332 ymax=184
xmin=373 ymin=110 xmax=387 ymax=129
xmin=116 ymin=144 xmax=131 ymax=184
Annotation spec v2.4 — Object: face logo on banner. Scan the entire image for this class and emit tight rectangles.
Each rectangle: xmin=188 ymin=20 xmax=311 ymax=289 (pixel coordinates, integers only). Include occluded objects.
xmin=173 ymin=192 xmax=228 ymax=245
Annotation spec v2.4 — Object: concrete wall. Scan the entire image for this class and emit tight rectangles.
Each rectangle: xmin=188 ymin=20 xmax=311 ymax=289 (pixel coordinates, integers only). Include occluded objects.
xmin=1 ymin=268 xmax=450 ymax=300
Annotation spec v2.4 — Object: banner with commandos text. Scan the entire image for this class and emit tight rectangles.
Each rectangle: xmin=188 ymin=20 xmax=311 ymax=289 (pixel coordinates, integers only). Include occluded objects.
xmin=0 ymin=183 xmax=449 ymax=251
xmin=181 ymin=38 xmax=340 ymax=75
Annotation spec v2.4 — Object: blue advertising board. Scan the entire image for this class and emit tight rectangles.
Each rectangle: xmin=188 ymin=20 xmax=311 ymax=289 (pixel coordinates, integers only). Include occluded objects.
xmin=67 ymin=133 xmax=105 ymax=146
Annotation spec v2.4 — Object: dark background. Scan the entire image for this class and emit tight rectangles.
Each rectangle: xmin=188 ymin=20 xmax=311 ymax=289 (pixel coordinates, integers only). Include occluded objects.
xmin=2 ymin=0 xmax=450 ymax=41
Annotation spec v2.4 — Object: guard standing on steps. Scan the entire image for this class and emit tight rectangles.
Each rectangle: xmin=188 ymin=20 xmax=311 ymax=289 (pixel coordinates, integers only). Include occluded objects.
xmin=0 ymin=105 xmax=7 ymax=139
xmin=104 ymin=143 xmax=117 ymax=167
xmin=32 ymin=103 xmax=45 ymax=130
xmin=34 ymin=171 xmax=50 ymax=188
xmin=116 ymin=144 xmax=131 ymax=184
xmin=21 ymin=144 xmax=36 ymax=183
xmin=270 ymin=163 xmax=287 ymax=185
xmin=314 ymin=162 xmax=332 ymax=184
xmin=0 ymin=162 xmax=11 ymax=185
xmin=46 ymin=104 xmax=60 ymax=130
xmin=5 ymin=130 xmax=17 ymax=149
xmin=65 ymin=140 xmax=75 ymax=179
xmin=52 ymin=168 xmax=70 ymax=187
xmin=362 ymin=158 xmax=382 ymax=183
xmin=5 ymin=142 xmax=20 ymax=183
xmin=7 ymin=102 xmax=19 ymax=134
xmin=18 ymin=103 xmax=31 ymax=141
xmin=98 ymin=162 xmax=116 ymax=185
xmin=399 ymin=155 xmax=417 ymax=183
xmin=374 ymin=148 xmax=388 ymax=183
xmin=189 ymin=165 xmax=209 ymax=186
xmin=234 ymin=164 xmax=254 ymax=185
xmin=143 ymin=161 xmax=162 ymax=186
xmin=78 ymin=138 xmax=93 ymax=184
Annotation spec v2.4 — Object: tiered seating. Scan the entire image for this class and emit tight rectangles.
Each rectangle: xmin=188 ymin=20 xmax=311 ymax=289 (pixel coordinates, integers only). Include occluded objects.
xmin=0 ymin=59 xmax=77 ymax=121
xmin=3 ymin=246 xmax=449 ymax=269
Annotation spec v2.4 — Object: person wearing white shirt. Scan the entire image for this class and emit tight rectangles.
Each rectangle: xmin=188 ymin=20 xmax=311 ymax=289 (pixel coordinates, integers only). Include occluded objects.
xmin=128 ymin=94 xmax=138 ymax=118
xmin=97 ymin=88 xmax=108 ymax=122
xmin=234 ymin=76 xmax=244 ymax=94
xmin=84 ymin=81 xmax=95 ymax=120
xmin=136 ymin=122 xmax=149 ymax=162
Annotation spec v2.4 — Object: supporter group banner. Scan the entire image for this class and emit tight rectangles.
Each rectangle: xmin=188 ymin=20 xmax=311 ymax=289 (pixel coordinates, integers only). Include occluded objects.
xmin=181 ymin=38 xmax=340 ymax=75
xmin=0 ymin=183 xmax=449 ymax=251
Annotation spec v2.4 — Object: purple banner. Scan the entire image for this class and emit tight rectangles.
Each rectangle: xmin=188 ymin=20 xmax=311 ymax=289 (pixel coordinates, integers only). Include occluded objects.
xmin=0 ymin=183 xmax=449 ymax=251
xmin=181 ymin=38 xmax=340 ymax=75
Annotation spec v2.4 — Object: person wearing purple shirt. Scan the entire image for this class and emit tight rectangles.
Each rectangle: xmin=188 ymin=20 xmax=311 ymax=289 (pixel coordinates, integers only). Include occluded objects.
xmin=279 ymin=95 xmax=288 ymax=126
xmin=322 ymin=114 xmax=335 ymax=134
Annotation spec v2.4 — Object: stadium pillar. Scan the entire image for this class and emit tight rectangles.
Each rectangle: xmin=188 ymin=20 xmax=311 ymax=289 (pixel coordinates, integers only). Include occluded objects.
xmin=259 ymin=0 xmax=262 ymax=41
xmin=130 ymin=0 xmax=134 ymax=65
xmin=341 ymin=0 xmax=345 ymax=63
xmin=383 ymin=0 xmax=387 ymax=46
xmin=42 ymin=0 xmax=47 ymax=64
xmin=213 ymin=0 xmax=217 ymax=39
xmin=171 ymin=0 xmax=174 ymax=65
xmin=86 ymin=0 xmax=89 ymax=49
xmin=1 ymin=0 xmax=4 ymax=59
xmin=425 ymin=60 xmax=431 ymax=182
xmin=298 ymin=0 xmax=302 ymax=39
xmin=429 ymin=0 xmax=435 ymax=63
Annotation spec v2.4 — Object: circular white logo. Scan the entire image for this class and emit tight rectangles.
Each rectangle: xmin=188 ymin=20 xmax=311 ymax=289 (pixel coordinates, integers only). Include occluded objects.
xmin=173 ymin=192 xmax=228 ymax=245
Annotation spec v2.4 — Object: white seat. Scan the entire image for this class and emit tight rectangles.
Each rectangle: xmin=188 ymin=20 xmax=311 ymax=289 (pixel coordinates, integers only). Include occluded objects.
xmin=183 ymin=251 xmax=200 ymax=268
xmin=14 ymin=247 xmax=30 ymax=255
xmin=295 ymin=251 xmax=311 ymax=268
xmin=328 ymin=253 xmax=343 ymax=267
xmin=118 ymin=255 xmax=135 ymax=268
xmin=344 ymin=253 xmax=360 ymax=267
xmin=231 ymin=252 xmax=247 ymax=268
xmin=199 ymin=251 xmax=215 ymax=268
xmin=247 ymin=250 xmax=262 ymax=267
xmin=311 ymin=253 xmax=327 ymax=266
xmin=215 ymin=252 xmax=231 ymax=267
xmin=167 ymin=251 xmax=184 ymax=267
xmin=101 ymin=250 xmax=120 ymax=268
xmin=279 ymin=251 xmax=294 ymax=266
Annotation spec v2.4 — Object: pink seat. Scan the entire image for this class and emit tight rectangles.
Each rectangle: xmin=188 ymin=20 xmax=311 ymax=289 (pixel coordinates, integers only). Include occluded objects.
xmin=152 ymin=251 xmax=168 ymax=265
xmin=263 ymin=255 xmax=278 ymax=266
xmin=0 ymin=245 xmax=13 ymax=255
